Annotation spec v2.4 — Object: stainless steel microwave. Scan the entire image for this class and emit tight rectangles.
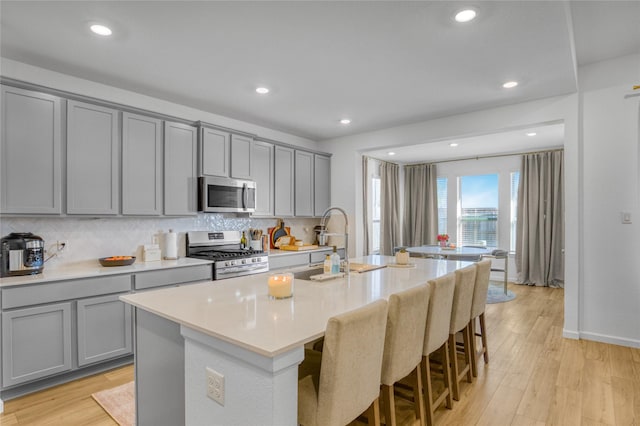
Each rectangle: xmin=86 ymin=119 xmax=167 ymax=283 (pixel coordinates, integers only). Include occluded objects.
xmin=198 ymin=176 xmax=256 ymax=213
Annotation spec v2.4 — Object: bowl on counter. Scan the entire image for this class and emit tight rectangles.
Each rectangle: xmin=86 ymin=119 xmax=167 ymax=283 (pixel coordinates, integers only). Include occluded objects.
xmin=99 ymin=256 xmax=136 ymax=267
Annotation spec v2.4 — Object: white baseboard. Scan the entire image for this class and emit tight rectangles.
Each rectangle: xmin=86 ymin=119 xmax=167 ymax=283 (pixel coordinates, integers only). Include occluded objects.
xmin=562 ymin=329 xmax=580 ymax=340
xmin=0 ymin=397 xmax=4 ymax=414
xmin=579 ymin=331 xmax=640 ymax=348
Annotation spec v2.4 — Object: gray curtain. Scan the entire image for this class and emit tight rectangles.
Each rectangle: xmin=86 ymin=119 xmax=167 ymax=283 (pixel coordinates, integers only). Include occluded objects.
xmin=515 ymin=150 xmax=564 ymax=287
xmin=403 ymin=163 xmax=438 ymax=247
xmin=380 ymin=161 xmax=401 ymax=255
xmin=361 ymin=156 xmax=371 ymax=255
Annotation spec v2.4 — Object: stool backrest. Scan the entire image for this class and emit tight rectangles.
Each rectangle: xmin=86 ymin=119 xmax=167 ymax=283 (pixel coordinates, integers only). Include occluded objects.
xmin=423 ymin=273 xmax=456 ymax=355
xmin=318 ymin=299 xmax=388 ymax=426
xmin=381 ymin=283 xmax=431 ymax=385
xmin=450 ymin=265 xmax=477 ymax=334
xmin=471 ymin=259 xmax=492 ymax=319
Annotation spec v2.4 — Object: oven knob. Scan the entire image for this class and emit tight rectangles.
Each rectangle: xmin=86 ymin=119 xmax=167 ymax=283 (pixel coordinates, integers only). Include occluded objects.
xmin=241 ymin=259 xmax=246 ymax=264
xmin=225 ymin=262 xmax=230 ymax=267
xmin=251 ymin=258 xmax=256 ymax=263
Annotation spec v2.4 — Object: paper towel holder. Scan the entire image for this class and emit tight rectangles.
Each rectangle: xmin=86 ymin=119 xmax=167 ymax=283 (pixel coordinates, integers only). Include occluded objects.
xmin=164 ymin=229 xmax=178 ymax=260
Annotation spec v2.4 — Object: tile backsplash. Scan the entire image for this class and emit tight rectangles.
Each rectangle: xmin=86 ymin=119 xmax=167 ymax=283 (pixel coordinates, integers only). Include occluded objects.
xmin=0 ymin=215 xmax=320 ymax=268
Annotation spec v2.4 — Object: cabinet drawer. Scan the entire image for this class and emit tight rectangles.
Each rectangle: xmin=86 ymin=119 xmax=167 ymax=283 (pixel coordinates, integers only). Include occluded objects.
xmin=2 ymin=275 xmax=132 ymax=310
xmin=134 ymin=265 xmax=212 ymax=290
xmin=269 ymin=253 xmax=309 ymax=270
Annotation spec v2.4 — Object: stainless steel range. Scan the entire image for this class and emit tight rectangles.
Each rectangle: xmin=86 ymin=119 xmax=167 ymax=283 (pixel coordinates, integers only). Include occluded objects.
xmin=186 ymin=231 xmax=269 ymax=280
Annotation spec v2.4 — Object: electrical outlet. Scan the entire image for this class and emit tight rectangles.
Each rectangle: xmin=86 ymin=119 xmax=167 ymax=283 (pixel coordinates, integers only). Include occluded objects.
xmin=56 ymin=240 xmax=68 ymax=251
xmin=206 ymin=367 xmax=224 ymax=406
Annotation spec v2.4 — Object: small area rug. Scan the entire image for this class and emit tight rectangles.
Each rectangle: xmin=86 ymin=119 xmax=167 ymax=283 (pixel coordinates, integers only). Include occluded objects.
xmin=92 ymin=381 xmax=135 ymax=426
xmin=486 ymin=281 xmax=516 ymax=304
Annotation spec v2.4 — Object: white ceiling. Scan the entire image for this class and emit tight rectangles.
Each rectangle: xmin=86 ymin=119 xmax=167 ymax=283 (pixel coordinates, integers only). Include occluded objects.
xmin=364 ymin=122 xmax=565 ymax=164
xmin=1 ymin=1 xmax=638 ymax=146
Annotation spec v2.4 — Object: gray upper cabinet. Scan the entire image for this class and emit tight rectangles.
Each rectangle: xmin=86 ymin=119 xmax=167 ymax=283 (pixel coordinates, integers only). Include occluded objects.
xmin=2 ymin=302 xmax=72 ymax=387
xmin=199 ymin=127 xmax=230 ymax=177
xmin=314 ymin=154 xmax=331 ymax=216
xmin=230 ymin=134 xmax=253 ymax=180
xmin=274 ymin=146 xmax=295 ymax=217
xmin=251 ymin=141 xmax=274 ymax=217
xmin=67 ymin=100 xmax=119 ymax=215
xmin=1 ymin=85 xmax=62 ymax=214
xmin=294 ymin=150 xmax=314 ymax=217
xmin=164 ymin=121 xmax=197 ymax=216
xmin=77 ymin=294 xmax=132 ymax=367
xmin=122 ymin=112 xmax=163 ymax=215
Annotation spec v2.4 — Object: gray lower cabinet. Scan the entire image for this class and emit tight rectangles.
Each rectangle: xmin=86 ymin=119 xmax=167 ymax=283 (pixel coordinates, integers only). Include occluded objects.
xmin=2 ymin=302 xmax=72 ymax=387
xmin=67 ymin=100 xmax=119 ymax=215
xmin=165 ymin=121 xmax=198 ymax=216
xmin=295 ymin=150 xmax=314 ymax=217
xmin=0 ymin=85 xmax=63 ymax=214
xmin=77 ymin=294 xmax=132 ymax=367
xmin=230 ymin=134 xmax=253 ymax=180
xmin=314 ymin=154 xmax=331 ymax=216
xmin=274 ymin=146 xmax=295 ymax=217
xmin=122 ymin=112 xmax=163 ymax=215
xmin=251 ymin=141 xmax=274 ymax=217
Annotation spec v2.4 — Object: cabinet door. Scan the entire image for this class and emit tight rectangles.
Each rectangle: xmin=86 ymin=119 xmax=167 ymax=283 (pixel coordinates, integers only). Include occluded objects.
xmin=1 ymin=85 xmax=62 ymax=214
xmin=295 ymin=150 xmax=314 ymax=217
xmin=122 ymin=112 xmax=162 ymax=215
xmin=2 ymin=302 xmax=72 ymax=387
xmin=77 ymin=294 xmax=132 ymax=366
xmin=251 ymin=141 xmax=274 ymax=217
xmin=274 ymin=146 xmax=294 ymax=217
xmin=230 ymin=134 xmax=253 ymax=180
xmin=67 ymin=100 xmax=119 ymax=215
xmin=200 ymin=127 xmax=230 ymax=177
xmin=165 ymin=122 xmax=197 ymax=216
xmin=314 ymin=154 xmax=331 ymax=216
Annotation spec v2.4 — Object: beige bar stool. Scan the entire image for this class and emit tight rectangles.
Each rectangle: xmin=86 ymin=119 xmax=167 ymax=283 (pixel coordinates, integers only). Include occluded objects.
xmin=298 ymin=299 xmax=388 ymax=426
xmin=422 ymin=273 xmax=456 ymax=426
xmin=380 ymin=283 xmax=431 ymax=426
xmin=448 ymin=264 xmax=477 ymax=401
xmin=469 ymin=259 xmax=492 ymax=377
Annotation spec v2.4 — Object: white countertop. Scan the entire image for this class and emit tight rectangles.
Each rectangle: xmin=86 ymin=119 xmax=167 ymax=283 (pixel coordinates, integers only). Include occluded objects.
xmin=0 ymin=257 xmax=214 ymax=287
xmin=120 ymin=255 xmax=471 ymax=357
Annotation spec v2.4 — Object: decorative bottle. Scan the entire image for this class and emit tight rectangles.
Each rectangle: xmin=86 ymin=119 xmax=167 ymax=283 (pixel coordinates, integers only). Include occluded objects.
xmin=324 ymin=254 xmax=332 ymax=274
xmin=240 ymin=231 xmax=247 ymax=249
xmin=330 ymin=246 xmax=340 ymax=274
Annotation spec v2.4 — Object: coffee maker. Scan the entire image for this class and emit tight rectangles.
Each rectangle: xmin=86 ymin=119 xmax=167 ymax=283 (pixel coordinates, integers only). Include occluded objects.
xmin=0 ymin=233 xmax=45 ymax=277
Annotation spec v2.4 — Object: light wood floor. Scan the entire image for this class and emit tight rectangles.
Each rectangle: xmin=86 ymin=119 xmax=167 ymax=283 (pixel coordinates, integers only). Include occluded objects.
xmin=2 ymin=283 xmax=639 ymax=425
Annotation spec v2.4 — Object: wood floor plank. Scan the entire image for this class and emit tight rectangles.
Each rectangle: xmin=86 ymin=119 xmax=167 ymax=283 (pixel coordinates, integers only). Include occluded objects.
xmin=581 ymin=358 xmax=616 ymax=425
xmin=516 ymin=357 xmax=561 ymax=421
xmin=546 ymin=385 xmax=583 ymax=426
xmin=610 ymin=376 xmax=637 ymax=425
xmin=474 ymin=383 xmax=524 ymax=426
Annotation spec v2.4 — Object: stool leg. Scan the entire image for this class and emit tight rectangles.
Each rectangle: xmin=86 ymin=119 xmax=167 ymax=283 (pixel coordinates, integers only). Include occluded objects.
xmin=462 ymin=325 xmax=473 ymax=383
xmin=367 ymin=398 xmax=381 ymax=426
xmin=412 ymin=364 xmax=426 ymax=426
xmin=381 ymin=384 xmax=396 ymax=426
xmin=479 ymin=312 xmax=489 ymax=364
xmin=469 ymin=318 xmax=478 ymax=377
xmin=441 ymin=342 xmax=453 ymax=409
xmin=448 ymin=334 xmax=460 ymax=401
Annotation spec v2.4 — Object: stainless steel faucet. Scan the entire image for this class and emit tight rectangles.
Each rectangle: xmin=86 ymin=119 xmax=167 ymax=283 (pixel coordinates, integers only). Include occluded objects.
xmin=319 ymin=206 xmax=349 ymax=275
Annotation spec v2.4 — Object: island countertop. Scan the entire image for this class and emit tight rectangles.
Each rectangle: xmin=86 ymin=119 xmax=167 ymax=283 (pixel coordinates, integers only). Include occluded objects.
xmin=120 ymin=255 xmax=470 ymax=357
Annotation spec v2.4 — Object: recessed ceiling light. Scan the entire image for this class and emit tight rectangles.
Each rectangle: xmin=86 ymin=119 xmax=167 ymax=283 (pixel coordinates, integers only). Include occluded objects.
xmin=388 ymin=152 xmax=396 ymax=156
xmin=454 ymin=9 xmax=477 ymax=23
xmin=502 ymin=81 xmax=519 ymax=89
xmin=449 ymin=143 xmax=459 ymax=147
xmin=526 ymin=132 xmax=537 ymax=137
xmin=90 ymin=24 xmax=112 ymax=36
xmin=340 ymin=118 xmax=351 ymax=125
xmin=255 ymin=87 xmax=270 ymax=95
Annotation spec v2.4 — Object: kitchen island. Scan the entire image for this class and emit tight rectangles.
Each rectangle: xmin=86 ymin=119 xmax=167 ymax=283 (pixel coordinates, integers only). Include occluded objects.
xmin=120 ymin=255 xmax=471 ymax=426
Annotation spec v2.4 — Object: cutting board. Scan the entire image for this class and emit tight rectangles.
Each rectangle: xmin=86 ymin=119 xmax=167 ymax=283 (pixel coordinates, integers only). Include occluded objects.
xmin=280 ymin=244 xmax=319 ymax=251
xmin=268 ymin=219 xmax=290 ymax=249
xmin=349 ymin=263 xmax=388 ymax=273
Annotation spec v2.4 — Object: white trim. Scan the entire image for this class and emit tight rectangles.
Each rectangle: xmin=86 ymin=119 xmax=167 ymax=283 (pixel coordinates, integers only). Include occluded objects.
xmin=562 ymin=329 xmax=580 ymax=340
xmin=0 ymin=397 xmax=4 ymax=413
xmin=579 ymin=331 xmax=640 ymax=349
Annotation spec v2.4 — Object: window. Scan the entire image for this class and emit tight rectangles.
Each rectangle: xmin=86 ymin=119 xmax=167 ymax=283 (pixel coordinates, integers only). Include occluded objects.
xmin=510 ymin=171 xmax=520 ymax=252
xmin=371 ymin=176 xmax=381 ymax=253
xmin=437 ymin=177 xmax=447 ymax=234
xmin=458 ymin=174 xmax=499 ymax=247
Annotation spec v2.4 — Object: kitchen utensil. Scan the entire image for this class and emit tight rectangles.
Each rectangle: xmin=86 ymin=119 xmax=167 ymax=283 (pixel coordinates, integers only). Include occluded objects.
xmin=99 ymin=256 xmax=136 ymax=267
xmin=269 ymin=219 xmax=290 ymax=249
xmin=279 ymin=244 xmax=319 ymax=251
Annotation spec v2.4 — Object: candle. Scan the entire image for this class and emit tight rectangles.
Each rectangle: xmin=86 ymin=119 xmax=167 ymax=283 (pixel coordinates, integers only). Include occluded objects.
xmin=268 ymin=273 xmax=294 ymax=299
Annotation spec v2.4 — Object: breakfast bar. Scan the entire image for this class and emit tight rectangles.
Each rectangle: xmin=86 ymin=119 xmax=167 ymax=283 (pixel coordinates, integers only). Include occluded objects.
xmin=120 ymin=255 xmax=471 ymax=425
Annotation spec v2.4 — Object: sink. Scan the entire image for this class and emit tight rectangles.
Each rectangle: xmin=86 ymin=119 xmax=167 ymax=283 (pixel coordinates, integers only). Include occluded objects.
xmin=292 ymin=267 xmax=325 ymax=281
